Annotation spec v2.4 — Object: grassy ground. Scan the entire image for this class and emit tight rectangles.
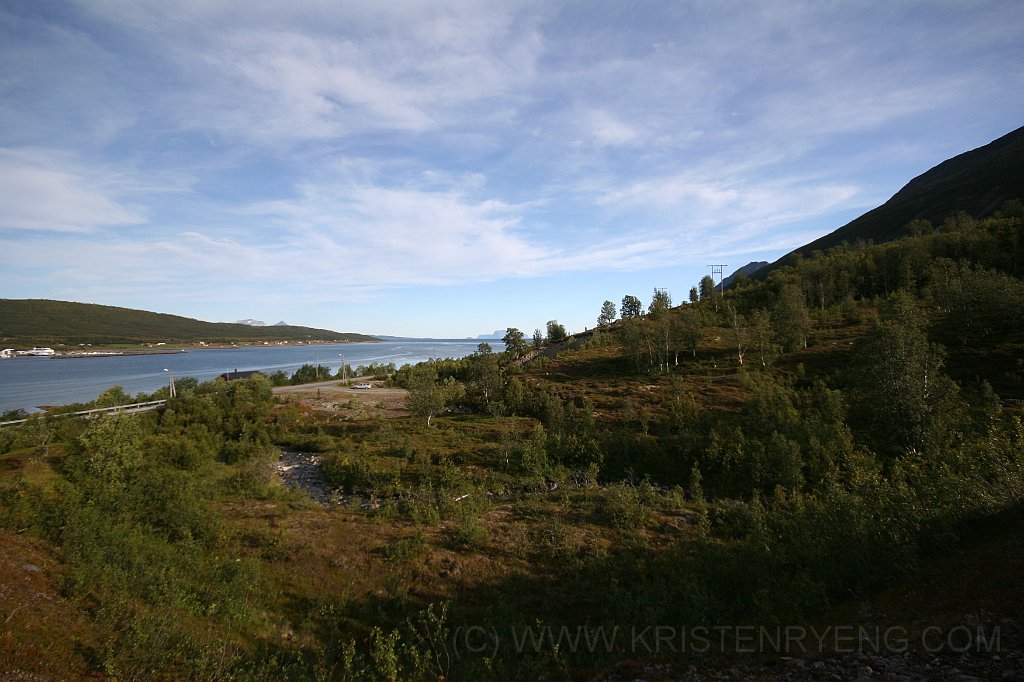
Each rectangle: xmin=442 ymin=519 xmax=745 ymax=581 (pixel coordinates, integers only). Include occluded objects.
xmin=0 ymin=527 xmax=100 ymax=679
xmin=0 ymin=448 xmax=98 ymax=678
xmin=2 ymin=307 xmax=1022 ymax=679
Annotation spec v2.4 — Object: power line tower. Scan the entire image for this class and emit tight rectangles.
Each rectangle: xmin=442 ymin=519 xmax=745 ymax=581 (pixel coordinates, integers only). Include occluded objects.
xmin=652 ymin=287 xmax=671 ymax=312
xmin=707 ymin=264 xmax=727 ymax=309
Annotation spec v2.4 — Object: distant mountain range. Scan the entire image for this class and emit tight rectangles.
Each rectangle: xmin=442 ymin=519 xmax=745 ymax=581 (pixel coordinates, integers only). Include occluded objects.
xmin=235 ymin=319 xmax=290 ymax=327
xmin=474 ymin=330 xmax=506 ymax=340
xmin=0 ymin=300 xmax=379 ymax=346
xmin=721 ymin=262 xmax=769 ymax=290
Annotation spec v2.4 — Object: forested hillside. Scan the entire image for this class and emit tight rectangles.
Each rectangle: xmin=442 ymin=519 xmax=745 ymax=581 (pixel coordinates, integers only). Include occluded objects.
xmin=0 ymin=299 xmax=378 ymax=345
xmin=2 ymin=206 xmax=1023 ymax=679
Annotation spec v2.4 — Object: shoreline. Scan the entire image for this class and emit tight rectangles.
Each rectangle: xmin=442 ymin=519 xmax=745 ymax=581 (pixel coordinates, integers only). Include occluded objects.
xmin=0 ymin=339 xmax=477 ymax=414
xmin=51 ymin=349 xmax=189 ymax=359
xmin=3 ymin=339 xmax=384 ymax=360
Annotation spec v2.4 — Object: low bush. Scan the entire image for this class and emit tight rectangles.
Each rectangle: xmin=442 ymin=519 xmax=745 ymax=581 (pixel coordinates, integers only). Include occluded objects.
xmin=598 ymin=482 xmax=650 ymax=531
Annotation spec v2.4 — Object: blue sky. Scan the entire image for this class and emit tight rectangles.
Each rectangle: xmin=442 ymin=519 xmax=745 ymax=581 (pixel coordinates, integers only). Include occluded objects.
xmin=1 ymin=1 xmax=1022 ymax=338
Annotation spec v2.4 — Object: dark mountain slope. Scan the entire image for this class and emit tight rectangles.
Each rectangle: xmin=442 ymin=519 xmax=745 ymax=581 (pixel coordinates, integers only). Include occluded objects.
xmin=0 ymin=299 xmax=379 ymax=345
xmin=722 ymin=261 xmax=769 ymax=289
xmin=790 ymin=125 xmax=1024 ymax=258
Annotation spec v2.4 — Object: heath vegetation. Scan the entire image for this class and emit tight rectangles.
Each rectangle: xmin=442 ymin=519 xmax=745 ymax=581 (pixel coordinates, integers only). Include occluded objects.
xmin=2 ymin=207 xmax=1024 ymax=679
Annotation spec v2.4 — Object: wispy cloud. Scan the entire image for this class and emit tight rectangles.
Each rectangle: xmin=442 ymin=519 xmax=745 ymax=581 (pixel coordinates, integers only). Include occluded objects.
xmin=238 ymin=175 xmax=680 ymax=286
xmin=0 ymin=148 xmax=146 ymax=232
xmin=75 ymin=1 xmax=546 ymax=148
xmin=586 ymin=110 xmax=643 ymax=148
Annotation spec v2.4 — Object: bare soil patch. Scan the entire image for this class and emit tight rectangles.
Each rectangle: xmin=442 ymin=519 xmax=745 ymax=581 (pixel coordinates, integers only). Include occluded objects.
xmin=273 ymin=380 xmax=408 ymax=418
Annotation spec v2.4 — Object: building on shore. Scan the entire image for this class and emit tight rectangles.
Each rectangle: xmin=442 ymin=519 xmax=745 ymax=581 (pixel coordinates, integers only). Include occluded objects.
xmin=219 ymin=369 xmax=260 ymax=381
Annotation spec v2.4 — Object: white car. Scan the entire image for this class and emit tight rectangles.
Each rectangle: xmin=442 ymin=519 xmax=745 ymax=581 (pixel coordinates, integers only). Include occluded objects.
xmin=353 ymin=382 xmax=372 ymax=389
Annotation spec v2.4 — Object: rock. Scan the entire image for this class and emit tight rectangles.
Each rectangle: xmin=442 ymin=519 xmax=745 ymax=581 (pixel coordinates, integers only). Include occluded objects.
xmin=275 ymin=448 xmax=338 ymax=506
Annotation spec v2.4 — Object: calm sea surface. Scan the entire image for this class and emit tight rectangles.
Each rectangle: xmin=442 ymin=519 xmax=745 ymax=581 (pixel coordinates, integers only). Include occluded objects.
xmin=0 ymin=340 xmax=485 ymax=413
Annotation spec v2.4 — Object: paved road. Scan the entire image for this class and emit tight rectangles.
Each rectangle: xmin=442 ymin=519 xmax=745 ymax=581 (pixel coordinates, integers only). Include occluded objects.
xmin=271 ymin=379 xmax=350 ymax=394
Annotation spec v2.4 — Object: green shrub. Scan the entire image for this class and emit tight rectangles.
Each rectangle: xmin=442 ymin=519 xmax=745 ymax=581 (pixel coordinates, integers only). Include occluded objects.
xmin=707 ymin=498 xmax=755 ymax=539
xmin=222 ymin=452 xmax=277 ymax=498
xmin=403 ymin=487 xmax=442 ymax=526
xmin=278 ymin=430 xmax=334 ymax=453
xmin=322 ymin=446 xmax=401 ymax=494
xmin=599 ymin=483 xmax=650 ymax=531
xmin=385 ymin=530 xmax=428 ymax=564
xmin=450 ymin=504 xmax=489 ymax=551
xmin=336 ymin=602 xmax=452 ymax=682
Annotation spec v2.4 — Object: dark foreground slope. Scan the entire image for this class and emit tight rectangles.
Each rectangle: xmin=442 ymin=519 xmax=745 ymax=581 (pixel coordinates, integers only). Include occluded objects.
xmin=790 ymin=125 xmax=1024 ymax=258
xmin=0 ymin=299 xmax=378 ymax=345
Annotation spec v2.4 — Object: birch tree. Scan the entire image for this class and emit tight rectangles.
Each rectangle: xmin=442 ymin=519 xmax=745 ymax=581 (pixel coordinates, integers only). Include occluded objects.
xmin=725 ymin=303 xmax=749 ymax=366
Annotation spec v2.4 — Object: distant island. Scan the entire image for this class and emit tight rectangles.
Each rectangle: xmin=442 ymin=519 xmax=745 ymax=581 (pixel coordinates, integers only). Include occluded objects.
xmin=0 ymin=299 xmax=380 ymax=348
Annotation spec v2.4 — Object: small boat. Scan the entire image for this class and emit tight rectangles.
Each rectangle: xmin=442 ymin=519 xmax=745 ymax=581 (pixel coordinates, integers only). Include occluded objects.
xmin=18 ymin=347 xmax=57 ymax=356
xmin=0 ymin=348 xmax=16 ymax=359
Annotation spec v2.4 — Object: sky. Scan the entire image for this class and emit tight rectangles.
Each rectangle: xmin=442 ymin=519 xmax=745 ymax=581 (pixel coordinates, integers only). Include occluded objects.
xmin=1 ymin=1 xmax=1022 ymax=339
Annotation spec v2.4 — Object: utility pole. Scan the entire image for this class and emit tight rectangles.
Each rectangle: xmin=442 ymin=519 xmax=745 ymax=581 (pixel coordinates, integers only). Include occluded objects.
xmin=338 ymin=354 xmax=347 ymax=385
xmin=315 ymin=352 xmax=320 ymax=380
xmin=163 ymin=368 xmax=176 ymax=398
xmin=707 ymin=264 xmax=727 ymax=309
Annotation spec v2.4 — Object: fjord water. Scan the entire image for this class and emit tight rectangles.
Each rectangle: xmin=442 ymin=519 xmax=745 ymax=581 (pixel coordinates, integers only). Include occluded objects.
xmin=0 ymin=341 xmax=484 ymax=413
